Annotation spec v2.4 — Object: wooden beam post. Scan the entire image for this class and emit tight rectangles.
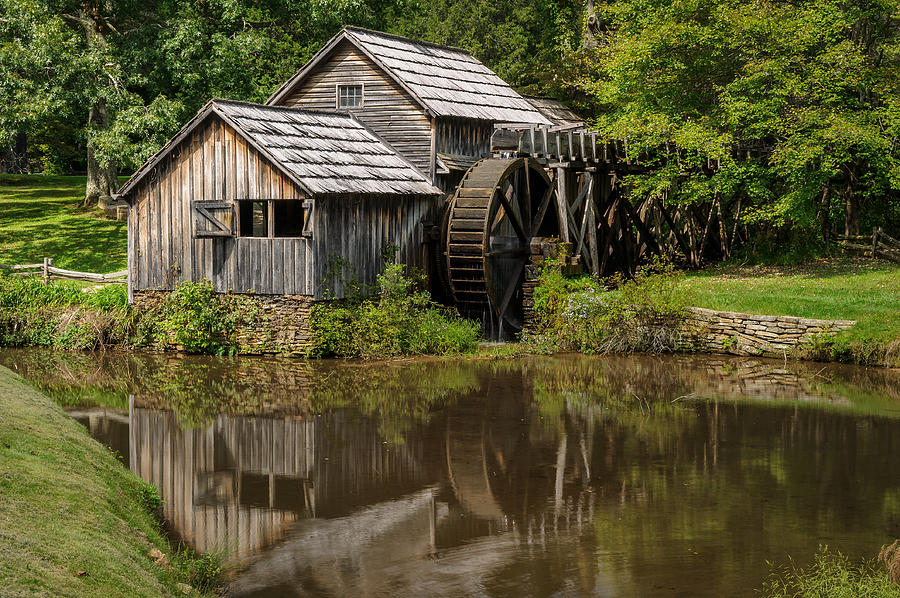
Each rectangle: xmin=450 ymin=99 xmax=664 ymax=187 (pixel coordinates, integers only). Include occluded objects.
xmin=588 ymin=170 xmax=601 ymax=276
xmin=555 ymin=167 xmax=571 ymax=244
xmin=42 ymin=257 xmax=52 ymax=285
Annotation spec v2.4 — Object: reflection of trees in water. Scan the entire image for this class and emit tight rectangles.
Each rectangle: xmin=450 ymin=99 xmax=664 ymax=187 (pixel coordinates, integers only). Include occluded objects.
xmin=6 ymin=349 xmax=900 ymax=595
xmin=447 ymin=358 xmax=900 ymax=597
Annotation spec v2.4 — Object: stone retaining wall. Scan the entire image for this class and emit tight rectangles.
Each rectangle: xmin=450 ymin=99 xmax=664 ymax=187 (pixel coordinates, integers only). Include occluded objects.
xmin=133 ymin=291 xmax=315 ymax=356
xmin=680 ymin=307 xmax=856 ymax=357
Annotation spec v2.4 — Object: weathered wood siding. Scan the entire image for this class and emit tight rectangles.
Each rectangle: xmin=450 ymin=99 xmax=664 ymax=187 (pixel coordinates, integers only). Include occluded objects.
xmin=129 ymin=406 xmax=431 ymax=558
xmin=435 ymin=117 xmax=493 ymax=158
xmin=434 ymin=117 xmax=494 ymax=193
xmin=129 ymin=115 xmax=315 ymax=295
xmin=312 ymin=194 xmax=440 ymax=300
xmin=274 ymin=40 xmax=434 ymax=176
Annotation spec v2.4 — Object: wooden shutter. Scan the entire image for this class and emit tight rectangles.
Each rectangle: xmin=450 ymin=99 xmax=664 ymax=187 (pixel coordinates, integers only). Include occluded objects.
xmin=302 ymin=199 xmax=314 ymax=238
xmin=193 ymin=201 xmax=235 ymax=237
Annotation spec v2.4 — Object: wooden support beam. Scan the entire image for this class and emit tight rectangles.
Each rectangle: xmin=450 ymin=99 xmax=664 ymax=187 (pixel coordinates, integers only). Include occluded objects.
xmin=555 ymin=168 xmax=571 ymax=244
xmin=588 ymin=171 xmax=601 ymax=276
xmin=656 ymin=197 xmax=692 ymax=261
xmin=620 ymin=195 xmax=661 ymax=256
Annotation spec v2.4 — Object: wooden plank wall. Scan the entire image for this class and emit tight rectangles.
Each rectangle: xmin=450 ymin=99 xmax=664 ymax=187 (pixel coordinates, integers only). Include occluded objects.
xmin=312 ymin=194 xmax=440 ymax=300
xmin=129 ymin=115 xmax=315 ymax=295
xmin=434 ymin=117 xmax=494 ymax=194
xmin=435 ymin=117 xmax=493 ymax=158
xmin=129 ymin=406 xmax=430 ymax=558
xmin=274 ymin=40 xmax=434 ymax=175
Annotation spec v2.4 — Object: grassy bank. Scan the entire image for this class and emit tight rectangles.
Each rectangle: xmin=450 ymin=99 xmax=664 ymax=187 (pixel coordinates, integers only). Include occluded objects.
xmin=0 ymin=175 xmax=127 ymax=272
xmin=0 ymin=365 xmax=217 ymax=596
xmin=683 ymin=258 xmax=900 ymax=365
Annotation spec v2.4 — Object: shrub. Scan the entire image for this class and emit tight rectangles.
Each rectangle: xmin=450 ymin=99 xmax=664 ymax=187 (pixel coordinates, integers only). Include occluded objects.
xmin=310 ymin=260 xmax=481 ymax=358
xmin=0 ymin=275 xmax=130 ymax=349
xmin=173 ymin=545 xmax=227 ymax=593
xmin=153 ymin=280 xmax=259 ymax=355
xmin=761 ymin=546 xmax=900 ymax=598
xmin=530 ymin=254 xmax=687 ymax=354
xmin=134 ymin=480 xmax=162 ymax=516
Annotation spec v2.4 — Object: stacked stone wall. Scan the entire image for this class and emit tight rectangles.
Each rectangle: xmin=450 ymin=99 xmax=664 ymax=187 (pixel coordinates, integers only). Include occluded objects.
xmin=132 ymin=291 xmax=315 ymax=356
xmin=679 ymin=307 xmax=855 ymax=357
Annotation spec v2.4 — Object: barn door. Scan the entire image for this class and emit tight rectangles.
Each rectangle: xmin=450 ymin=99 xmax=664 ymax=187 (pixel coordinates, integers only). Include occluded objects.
xmin=193 ymin=201 xmax=235 ymax=237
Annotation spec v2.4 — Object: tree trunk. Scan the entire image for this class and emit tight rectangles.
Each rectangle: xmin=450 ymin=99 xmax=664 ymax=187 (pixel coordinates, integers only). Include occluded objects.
xmin=819 ymin=185 xmax=831 ymax=243
xmin=83 ymin=99 xmax=117 ymax=208
xmin=66 ymin=7 xmax=118 ymax=208
xmin=843 ymin=179 xmax=858 ymax=237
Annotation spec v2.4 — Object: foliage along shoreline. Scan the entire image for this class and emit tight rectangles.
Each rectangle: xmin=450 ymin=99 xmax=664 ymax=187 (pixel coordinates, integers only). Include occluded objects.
xmin=2 ymin=256 xmax=898 ymax=367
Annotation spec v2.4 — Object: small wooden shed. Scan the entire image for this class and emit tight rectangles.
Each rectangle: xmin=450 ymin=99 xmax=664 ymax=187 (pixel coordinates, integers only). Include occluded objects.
xmin=117 ymin=99 xmax=442 ymax=302
xmin=266 ymin=27 xmax=551 ymax=192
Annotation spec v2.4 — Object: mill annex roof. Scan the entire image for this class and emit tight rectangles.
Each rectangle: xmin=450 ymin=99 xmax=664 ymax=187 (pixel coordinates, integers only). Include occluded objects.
xmin=524 ymin=96 xmax=585 ymax=127
xmin=118 ymin=100 xmax=441 ymax=198
xmin=267 ymin=27 xmax=552 ymax=125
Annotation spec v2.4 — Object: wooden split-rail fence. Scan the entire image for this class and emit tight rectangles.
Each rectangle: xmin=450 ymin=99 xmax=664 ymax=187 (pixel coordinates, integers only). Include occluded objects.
xmin=0 ymin=257 xmax=127 ymax=284
xmin=836 ymin=228 xmax=900 ymax=263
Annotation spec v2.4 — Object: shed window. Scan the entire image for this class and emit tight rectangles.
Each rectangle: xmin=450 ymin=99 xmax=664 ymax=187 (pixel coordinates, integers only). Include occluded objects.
xmin=337 ymin=84 xmax=363 ymax=108
xmin=238 ymin=199 xmax=308 ymax=238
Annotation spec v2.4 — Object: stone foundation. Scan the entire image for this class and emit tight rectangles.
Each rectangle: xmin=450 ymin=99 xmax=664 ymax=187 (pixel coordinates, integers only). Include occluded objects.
xmin=679 ymin=307 xmax=856 ymax=357
xmin=132 ymin=290 xmax=315 ymax=356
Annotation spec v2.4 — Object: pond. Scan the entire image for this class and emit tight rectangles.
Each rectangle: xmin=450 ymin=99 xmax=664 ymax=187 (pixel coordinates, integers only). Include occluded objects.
xmin=3 ymin=348 xmax=900 ymax=597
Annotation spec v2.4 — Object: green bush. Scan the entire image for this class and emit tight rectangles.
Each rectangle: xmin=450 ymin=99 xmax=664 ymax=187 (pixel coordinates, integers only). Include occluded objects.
xmin=134 ymin=480 xmax=162 ymax=517
xmin=173 ymin=545 xmax=227 ymax=593
xmin=0 ymin=275 xmax=131 ymax=349
xmin=310 ymin=260 xmax=481 ymax=358
xmin=530 ymin=255 xmax=687 ymax=354
xmin=153 ymin=280 xmax=259 ymax=355
xmin=761 ymin=547 xmax=900 ymax=598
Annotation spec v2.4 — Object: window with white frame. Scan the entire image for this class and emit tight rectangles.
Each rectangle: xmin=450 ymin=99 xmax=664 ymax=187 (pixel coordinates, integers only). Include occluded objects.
xmin=337 ymin=84 xmax=363 ymax=108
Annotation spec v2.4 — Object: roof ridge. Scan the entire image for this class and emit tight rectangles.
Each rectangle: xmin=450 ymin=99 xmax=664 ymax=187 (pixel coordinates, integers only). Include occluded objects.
xmin=343 ymin=26 xmax=472 ymax=55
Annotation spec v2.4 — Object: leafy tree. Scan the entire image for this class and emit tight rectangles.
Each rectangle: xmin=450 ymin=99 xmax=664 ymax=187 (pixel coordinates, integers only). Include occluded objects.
xmin=571 ymin=0 xmax=900 ymax=243
xmin=392 ymin=0 xmax=585 ymax=91
xmin=0 ymin=0 xmax=180 ymax=205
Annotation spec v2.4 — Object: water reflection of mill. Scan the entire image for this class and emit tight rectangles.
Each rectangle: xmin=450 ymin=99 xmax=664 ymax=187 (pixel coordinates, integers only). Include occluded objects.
xmin=114 ymin=394 xmax=599 ymax=596
xmin=29 ymin=350 xmax=900 ymax=598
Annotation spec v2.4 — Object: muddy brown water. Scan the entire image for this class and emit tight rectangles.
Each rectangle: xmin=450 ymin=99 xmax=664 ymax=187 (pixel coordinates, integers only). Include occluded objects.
xmin=4 ymin=348 xmax=900 ymax=597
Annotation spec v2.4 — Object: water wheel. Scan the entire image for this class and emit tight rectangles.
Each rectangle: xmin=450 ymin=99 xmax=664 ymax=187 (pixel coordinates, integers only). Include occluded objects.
xmin=443 ymin=158 xmax=557 ymax=337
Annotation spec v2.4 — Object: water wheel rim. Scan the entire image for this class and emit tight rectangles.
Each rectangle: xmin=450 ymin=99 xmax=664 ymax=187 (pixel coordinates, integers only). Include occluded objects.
xmin=445 ymin=158 xmax=553 ymax=332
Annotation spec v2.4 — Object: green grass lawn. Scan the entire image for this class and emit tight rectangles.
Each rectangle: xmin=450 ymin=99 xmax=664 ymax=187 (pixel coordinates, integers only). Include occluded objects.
xmin=683 ymin=257 xmax=900 ymax=347
xmin=0 ymin=175 xmax=128 ymax=272
xmin=0 ymin=365 xmax=205 ymax=597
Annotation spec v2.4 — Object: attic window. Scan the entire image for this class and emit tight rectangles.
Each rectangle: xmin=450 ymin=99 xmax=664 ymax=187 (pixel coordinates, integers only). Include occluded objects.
xmin=337 ymin=84 xmax=363 ymax=108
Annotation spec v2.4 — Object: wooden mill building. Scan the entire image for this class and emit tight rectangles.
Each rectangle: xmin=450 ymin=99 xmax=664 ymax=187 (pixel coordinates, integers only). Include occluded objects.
xmin=119 ymin=27 xmax=589 ymax=349
xmin=266 ymin=27 xmax=553 ymax=191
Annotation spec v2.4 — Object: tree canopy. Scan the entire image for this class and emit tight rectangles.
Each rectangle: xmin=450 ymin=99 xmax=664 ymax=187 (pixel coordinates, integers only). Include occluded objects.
xmin=573 ymin=0 xmax=900 ymax=242
xmin=2 ymin=0 xmax=899 ymax=243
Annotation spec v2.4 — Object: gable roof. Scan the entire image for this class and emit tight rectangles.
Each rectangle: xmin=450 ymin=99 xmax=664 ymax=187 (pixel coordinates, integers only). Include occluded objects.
xmin=117 ymin=100 xmax=441 ymax=199
xmin=524 ymin=96 xmax=585 ymax=127
xmin=267 ymin=27 xmax=551 ymax=125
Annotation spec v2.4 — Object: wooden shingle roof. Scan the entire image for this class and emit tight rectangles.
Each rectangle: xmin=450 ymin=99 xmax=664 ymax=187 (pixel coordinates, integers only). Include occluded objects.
xmin=268 ymin=27 xmax=551 ymax=125
xmin=524 ymin=96 xmax=585 ymax=127
xmin=118 ymin=100 xmax=441 ymax=199
xmin=215 ymin=101 xmax=440 ymax=195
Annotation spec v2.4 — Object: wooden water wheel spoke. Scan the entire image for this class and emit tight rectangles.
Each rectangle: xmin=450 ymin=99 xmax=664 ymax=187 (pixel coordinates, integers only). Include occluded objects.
xmin=530 ymin=186 xmax=555 ymax=238
xmin=494 ymin=187 xmax=528 ymax=242
xmin=443 ymin=157 xmax=556 ymax=337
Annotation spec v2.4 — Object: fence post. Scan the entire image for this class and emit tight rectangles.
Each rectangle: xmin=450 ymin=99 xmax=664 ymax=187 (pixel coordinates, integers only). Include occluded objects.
xmin=873 ymin=227 xmax=880 ymax=259
xmin=42 ymin=257 xmax=52 ymax=285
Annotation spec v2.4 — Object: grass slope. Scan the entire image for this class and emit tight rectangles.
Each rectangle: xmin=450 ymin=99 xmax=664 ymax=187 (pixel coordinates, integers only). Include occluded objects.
xmin=0 ymin=365 xmax=185 ymax=597
xmin=683 ymin=258 xmax=900 ymax=363
xmin=0 ymin=175 xmax=127 ymax=272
